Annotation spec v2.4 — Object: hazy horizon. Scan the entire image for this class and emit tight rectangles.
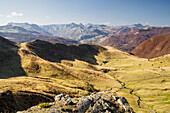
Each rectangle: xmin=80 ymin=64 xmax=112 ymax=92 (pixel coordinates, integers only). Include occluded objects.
xmin=0 ymin=0 xmax=170 ymax=26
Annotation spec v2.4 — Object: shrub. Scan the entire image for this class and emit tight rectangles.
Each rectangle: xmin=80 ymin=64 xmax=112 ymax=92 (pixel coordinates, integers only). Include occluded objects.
xmin=39 ymin=103 xmax=51 ymax=108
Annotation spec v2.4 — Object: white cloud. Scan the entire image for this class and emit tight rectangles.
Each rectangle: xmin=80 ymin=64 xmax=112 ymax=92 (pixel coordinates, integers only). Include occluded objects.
xmin=145 ymin=22 xmax=149 ymax=25
xmin=11 ymin=11 xmax=23 ymax=16
xmin=100 ymin=22 xmax=111 ymax=25
xmin=6 ymin=15 xmax=12 ymax=18
xmin=46 ymin=16 xmax=50 ymax=18
xmin=6 ymin=11 xmax=23 ymax=18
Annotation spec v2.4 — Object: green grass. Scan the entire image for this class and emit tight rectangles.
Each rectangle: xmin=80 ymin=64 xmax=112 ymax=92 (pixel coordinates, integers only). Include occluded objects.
xmin=39 ymin=103 xmax=51 ymax=108
xmin=1 ymin=44 xmax=169 ymax=113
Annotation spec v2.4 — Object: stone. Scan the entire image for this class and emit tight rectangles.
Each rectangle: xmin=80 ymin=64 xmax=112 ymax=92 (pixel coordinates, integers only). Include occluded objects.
xmin=91 ymin=94 xmax=101 ymax=102
xmin=91 ymin=101 xmax=103 ymax=113
xmin=54 ymin=93 xmax=65 ymax=101
xmin=106 ymin=90 xmax=111 ymax=93
xmin=123 ymin=105 xmax=131 ymax=112
xmin=65 ymin=94 xmax=70 ymax=100
xmin=101 ymin=99 xmax=108 ymax=110
xmin=87 ymin=95 xmax=93 ymax=101
xmin=117 ymin=97 xmax=129 ymax=106
xmin=77 ymin=96 xmax=92 ymax=113
xmin=65 ymin=98 xmax=73 ymax=105
xmin=71 ymin=99 xmax=78 ymax=104
xmin=112 ymin=95 xmax=119 ymax=101
xmin=49 ymin=109 xmax=61 ymax=113
xmin=61 ymin=96 xmax=66 ymax=101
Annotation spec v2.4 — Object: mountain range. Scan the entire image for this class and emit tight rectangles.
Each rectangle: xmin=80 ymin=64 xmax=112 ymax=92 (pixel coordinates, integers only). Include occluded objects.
xmin=7 ymin=22 xmax=52 ymax=36
xmin=41 ymin=23 xmax=147 ymax=42
xmin=0 ymin=22 xmax=170 ymax=58
xmin=0 ymin=22 xmax=147 ymax=43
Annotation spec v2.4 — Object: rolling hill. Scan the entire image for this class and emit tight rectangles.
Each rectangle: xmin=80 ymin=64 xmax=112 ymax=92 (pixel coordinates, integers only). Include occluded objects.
xmin=130 ymin=33 xmax=170 ymax=59
xmin=0 ymin=36 xmax=169 ymax=112
xmin=0 ymin=36 xmax=26 ymax=78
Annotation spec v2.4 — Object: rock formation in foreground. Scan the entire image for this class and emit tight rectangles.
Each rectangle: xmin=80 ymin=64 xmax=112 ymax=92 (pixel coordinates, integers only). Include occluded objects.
xmin=18 ymin=92 xmax=134 ymax=113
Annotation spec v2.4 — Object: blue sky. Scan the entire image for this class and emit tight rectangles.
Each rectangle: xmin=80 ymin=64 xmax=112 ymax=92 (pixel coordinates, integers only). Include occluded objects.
xmin=0 ymin=0 xmax=170 ymax=26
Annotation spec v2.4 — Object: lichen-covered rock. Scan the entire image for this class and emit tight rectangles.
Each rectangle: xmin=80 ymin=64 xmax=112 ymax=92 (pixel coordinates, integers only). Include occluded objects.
xmin=54 ymin=93 xmax=65 ymax=101
xmin=77 ymin=96 xmax=92 ymax=113
xmin=54 ymin=94 xmax=76 ymax=106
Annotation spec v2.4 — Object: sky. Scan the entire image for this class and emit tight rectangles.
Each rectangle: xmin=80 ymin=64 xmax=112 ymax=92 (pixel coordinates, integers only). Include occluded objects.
xmin=0 ymin=0 xmax=170 ymax=26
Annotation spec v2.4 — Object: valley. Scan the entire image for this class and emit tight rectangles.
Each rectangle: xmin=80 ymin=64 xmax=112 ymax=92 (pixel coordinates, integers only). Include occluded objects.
xmin=0 ymin=36 xmax=169 ymax=112
xmin=1 ymin=0 xmax=170 ymax=112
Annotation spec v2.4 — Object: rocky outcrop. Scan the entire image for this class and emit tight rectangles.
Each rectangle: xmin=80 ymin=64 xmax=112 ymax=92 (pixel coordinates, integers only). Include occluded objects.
xmin=18 ymin=92 xmax=135 ymax=113
xmin=54 ymin=93 xmax=77 ymax=105
xmin=77 ymin=96 xmax=92 ymax=112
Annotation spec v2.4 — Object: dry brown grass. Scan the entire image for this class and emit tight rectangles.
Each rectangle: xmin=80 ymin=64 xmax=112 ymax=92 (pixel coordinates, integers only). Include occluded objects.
xmin=0 ymin=39 xmax=169 ymax=113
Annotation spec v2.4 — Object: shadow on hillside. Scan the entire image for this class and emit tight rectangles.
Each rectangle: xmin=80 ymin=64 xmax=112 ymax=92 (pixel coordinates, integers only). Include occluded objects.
xmin=0 ymin=37 xmax=26 ymax=79
xmin=0 ymin=90 xmax=53 ymax=113
xmin=26 ymin=40 xmax=107 ymax=65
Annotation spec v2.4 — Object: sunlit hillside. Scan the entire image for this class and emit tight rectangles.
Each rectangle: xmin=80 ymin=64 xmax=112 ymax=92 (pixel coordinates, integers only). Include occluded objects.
xmin=0 ymin=36 xmax=169 ymax=112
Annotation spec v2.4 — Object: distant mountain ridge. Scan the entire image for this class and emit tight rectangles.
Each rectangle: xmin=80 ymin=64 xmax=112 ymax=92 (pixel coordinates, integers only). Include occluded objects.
xmin=101 ymin=27 xmax=170 ymax=51
xmin=41 ymin=23 xmax=147 ymax=42
xmin=1 ymin=22 xmax=170 ymax=52
xmin=0 ymin=25 xmax=41 ymax=35
xmin=0 ymin=23 xmax=79 ymax=44
xmin=1 ymin=22 xmax=147 ymax=42
xmin=8 ymin=22 xmax=52 ymax=36
xmin=0 ymin=32 xmax=79 ymax=44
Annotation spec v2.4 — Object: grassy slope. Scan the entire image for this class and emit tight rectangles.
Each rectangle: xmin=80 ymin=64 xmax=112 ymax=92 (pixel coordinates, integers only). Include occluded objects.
xmin=100 ymin=47 xmax=170 ymax=113
xmin=0 ymin=40 xmax=169 ymax=112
